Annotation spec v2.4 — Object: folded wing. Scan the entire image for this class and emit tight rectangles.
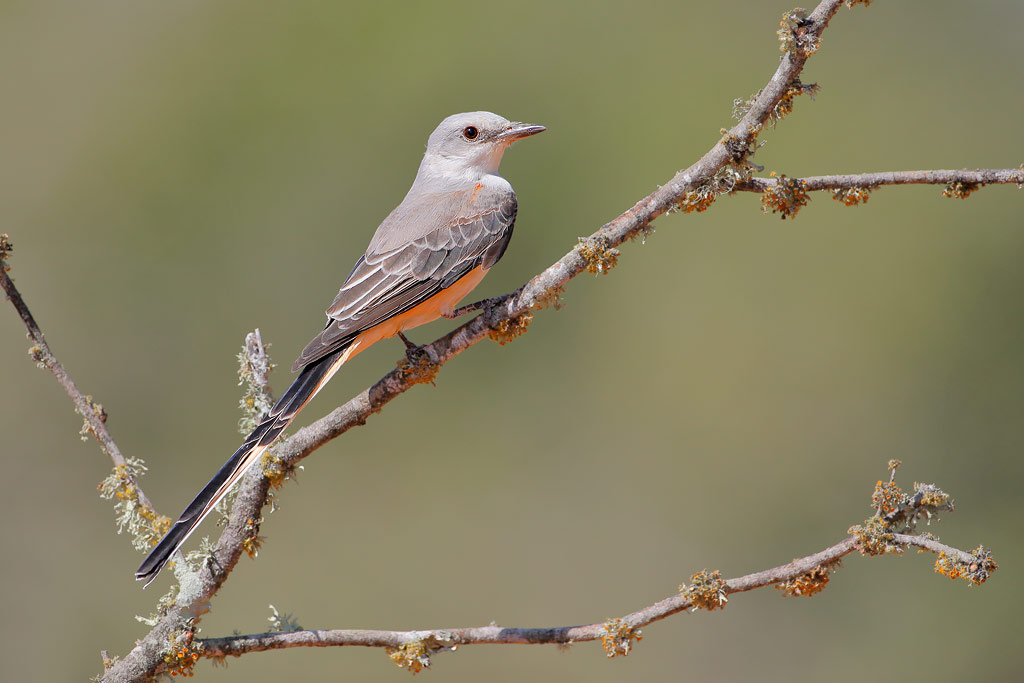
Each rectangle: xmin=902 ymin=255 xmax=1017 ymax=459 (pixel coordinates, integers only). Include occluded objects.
xmin=292 ymin=190 xmax=517 ymax=371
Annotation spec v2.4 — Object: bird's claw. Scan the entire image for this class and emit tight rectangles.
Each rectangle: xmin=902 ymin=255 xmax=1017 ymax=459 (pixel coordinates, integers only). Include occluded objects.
xmin=444 ymin=294 xmax=510 ymax=321
xmin=396 ymin=331 xmax=422 ymax=362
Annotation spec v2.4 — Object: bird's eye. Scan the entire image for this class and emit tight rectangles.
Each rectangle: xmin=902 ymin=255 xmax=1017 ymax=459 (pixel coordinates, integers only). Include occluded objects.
xmin=463 ymin=126 xmax=478 ymax=140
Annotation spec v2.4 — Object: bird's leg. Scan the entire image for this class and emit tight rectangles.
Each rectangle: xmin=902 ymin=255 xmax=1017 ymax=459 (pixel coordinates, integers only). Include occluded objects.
xmin=396 ymin=331 xmax=421 ymax=362
xmin=443 ymin=294 xmax=511 ymax=320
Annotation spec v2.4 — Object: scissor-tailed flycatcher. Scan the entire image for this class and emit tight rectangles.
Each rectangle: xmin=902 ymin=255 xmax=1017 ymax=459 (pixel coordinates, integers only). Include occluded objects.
xmin=136 ymin=112 xmax=544 ymax=585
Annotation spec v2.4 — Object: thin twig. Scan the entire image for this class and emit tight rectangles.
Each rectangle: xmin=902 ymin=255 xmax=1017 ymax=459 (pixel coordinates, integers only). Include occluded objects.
xmin=0 ymin=241 xmax=157 ymax=513
xmin=202 ymin=537 xmax=858 ymax=656
xmin=735 ymin=168 xmax=1024 ymax=192
xmin=197 ymin=528 xmax=980 ymax=659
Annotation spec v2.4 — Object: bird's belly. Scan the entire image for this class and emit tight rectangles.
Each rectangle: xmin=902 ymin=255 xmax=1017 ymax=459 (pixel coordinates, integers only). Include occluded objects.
xmin=341 ymin=265 xmax=489 ymax=364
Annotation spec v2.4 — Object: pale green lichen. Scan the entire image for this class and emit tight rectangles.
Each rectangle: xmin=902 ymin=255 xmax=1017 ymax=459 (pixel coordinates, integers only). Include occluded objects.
xmin=267 ymin=604 xmax=302 ymax=632
xmin=97 ymin=456 xmax=171 ymax=552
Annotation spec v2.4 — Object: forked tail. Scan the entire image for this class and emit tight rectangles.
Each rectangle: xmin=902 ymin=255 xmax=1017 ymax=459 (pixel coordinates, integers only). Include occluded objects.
xmin=135 ymin=347 xmax=347 ymax=586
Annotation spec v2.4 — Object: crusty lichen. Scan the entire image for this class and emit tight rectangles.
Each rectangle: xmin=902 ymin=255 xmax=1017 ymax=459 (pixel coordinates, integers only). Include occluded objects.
xmin=267 ymin=604 xmax=302 ymax=632
xmin=761 ymin=174 xmax=810 ymax=219
xmin=386 ymin=633 xmax=456 ymax=674
xmin=162 ymin=622 xmax=202 ymax=678
xmin=672 ymin=166 xmax=749 ymax=214
xmin=778 ymin=8 xmax=821 ymax=56
xmin=397 ymin=350 xmax=440 ymax=385
xmin=736 ymin=79 xmax=820 ymax=128
xmin=832 ymin=186 xmax=872 ymax=206
xmin=488 ymin=310 xmax=534 ymax=345
xmin=942 ymin=181 xmax=981 ymax=199
xmin=601 ymin=618 xmax=643 ymax=657
xmin=236 ymin=335 xmax=275 ymax=437
xmin=577 ymin=237 xmax=619 ymax=275
xmin=776 ymin=560 xmax=841 ymax=598
xmin=98 ymin=457 xmax=172 ymax=552
xmin=935 ymin=546 xmax=998 ymax=586
xmin=681 ymin=569 xmax=729 ymax=611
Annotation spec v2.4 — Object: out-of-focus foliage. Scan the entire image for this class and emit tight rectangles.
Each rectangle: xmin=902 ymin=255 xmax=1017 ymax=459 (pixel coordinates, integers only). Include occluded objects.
xmin=1 ymin=1 xmax=1021 ymax=681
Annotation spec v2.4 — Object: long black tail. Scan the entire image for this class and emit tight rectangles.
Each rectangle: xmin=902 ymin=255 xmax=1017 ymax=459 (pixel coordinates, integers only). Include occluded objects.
xmin=135 ymin=348 xmax=346 ymax=585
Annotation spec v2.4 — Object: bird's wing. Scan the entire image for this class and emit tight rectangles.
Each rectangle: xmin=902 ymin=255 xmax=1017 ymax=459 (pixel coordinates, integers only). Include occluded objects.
xmin=291 ymin=189 xmax=516 ymax=371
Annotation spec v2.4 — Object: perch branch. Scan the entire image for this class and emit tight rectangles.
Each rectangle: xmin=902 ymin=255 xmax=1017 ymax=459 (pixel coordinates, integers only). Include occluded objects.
xmin=2 ymin=2 xmax=999 ymax=679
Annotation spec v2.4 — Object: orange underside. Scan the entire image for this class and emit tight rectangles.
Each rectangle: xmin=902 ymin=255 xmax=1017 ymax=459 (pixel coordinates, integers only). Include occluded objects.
xmin=309 ymin=265 xmax=489 ymax=400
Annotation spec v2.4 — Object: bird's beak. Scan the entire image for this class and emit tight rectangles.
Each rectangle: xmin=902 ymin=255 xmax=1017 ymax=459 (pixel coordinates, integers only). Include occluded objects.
xmin=496 ymin=122 xmax=546 ymax=143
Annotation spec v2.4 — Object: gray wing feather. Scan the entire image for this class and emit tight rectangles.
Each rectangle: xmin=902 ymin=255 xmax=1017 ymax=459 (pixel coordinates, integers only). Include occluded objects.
xmin=291 ymin=190 xmax=516 ymax=371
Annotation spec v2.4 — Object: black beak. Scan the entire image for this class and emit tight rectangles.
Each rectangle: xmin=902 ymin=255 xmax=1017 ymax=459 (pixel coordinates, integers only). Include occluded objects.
xmin=496 ymin=122 xmax=546 ymax=143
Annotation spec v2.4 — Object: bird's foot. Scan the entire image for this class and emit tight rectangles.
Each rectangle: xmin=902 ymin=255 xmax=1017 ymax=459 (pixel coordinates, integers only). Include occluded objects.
xmin=396 ymin=331 xmax=422 ymax=362
xmin=443 ymin=294 xmax=511 ymax=321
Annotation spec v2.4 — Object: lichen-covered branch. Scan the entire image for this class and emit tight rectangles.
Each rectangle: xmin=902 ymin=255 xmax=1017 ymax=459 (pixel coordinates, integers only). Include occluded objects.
xmin=738 ymin=168 xmax=1024 ymax=193
xmin=2 ymin=237 xmax=136 ymax=478
xmin=737 ymin=167 xmax=1024 ymax=211
xmin=197 ymin=537 xmax=856 ymax=659
xmin=196 ymin=519 xmax=988 ymax=669
xmin=0 ymin=235 xmax=163 ymax=535
xmin=0 ymin=1 xmax=1002 ymax=680
xmin=194 ymin=464 xmax=995 ymax=671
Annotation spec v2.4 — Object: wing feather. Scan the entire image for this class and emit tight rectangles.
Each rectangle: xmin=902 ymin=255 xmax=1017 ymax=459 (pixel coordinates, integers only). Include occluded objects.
xmin=291 ymin=191 xmax=517 ymax=371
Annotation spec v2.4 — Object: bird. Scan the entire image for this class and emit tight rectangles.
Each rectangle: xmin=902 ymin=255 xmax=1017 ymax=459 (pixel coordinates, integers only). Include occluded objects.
xmin=136 ymin=112 xmax=545 ymax=585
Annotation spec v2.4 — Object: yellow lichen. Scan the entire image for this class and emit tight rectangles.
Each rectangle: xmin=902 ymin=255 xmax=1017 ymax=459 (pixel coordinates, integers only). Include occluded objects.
xmin=935 ymin=546 xmax=997 ymax=586
xmin=241 ymin=518 xmax=263 ymax=559
xmin=778 ymin=9 xmax=821 ymax=56
xmin=761 ymin=175 xmax=809 ymax=219
xmin=681 ymin=569 xmax=729 ymax=611
xmin=385 ymin=633 xmax=456 ymax=673
xmin=833 ymin=186 xmax=872 ymax=206
xmin=601 ymin=618 xmax=643 ymax=657
xmin=531 ymin=285 xmax=565 ymax=312
xmin=942 ymin=181 xmax=981 ymax=199
xmin=775 ymin=561 xmax=839 ymax=598
xmin=397 ymin=351 xmax=440 ymax=386
xmin=488 ymin=310 xmax=534 ymax=345
xmin=577 ymin=237 xmax=619 ymax=275
xmin=98 ymin=457 xmax=173 ymax=551
xmin=848 ymin=517 xmax=902 ymax=556
xmin=162 ymin=625 xmax=202 ymax=678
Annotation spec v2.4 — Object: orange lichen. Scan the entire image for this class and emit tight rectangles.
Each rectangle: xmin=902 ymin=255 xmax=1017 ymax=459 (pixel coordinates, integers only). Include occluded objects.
xmin=775 ymin=561 xmax=840 ymax=598
xmin=935 ymin=546 xmax=997 ymax=586
xmin=761 ymin=175 xmax=809 ymax=219
xmin=601 ymin=618 xmax=643 ymax=657
xmin=681 ymin=569 xmax=729 ymax=611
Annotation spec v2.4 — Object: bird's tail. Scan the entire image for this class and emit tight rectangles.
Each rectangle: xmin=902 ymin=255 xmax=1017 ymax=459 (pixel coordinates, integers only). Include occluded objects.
xmin=135 ymin=347 xmax=349 ymax=586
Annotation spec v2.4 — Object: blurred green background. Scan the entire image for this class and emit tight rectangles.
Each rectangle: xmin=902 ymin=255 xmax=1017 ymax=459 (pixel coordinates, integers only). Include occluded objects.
xmin=2 ymin=1 xmax=1022 ymax=681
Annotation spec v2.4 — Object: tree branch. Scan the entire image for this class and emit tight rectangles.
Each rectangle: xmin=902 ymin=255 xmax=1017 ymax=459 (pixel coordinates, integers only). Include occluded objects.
xmin=0 ymin=2 xmax=1003 ymax=680
xmin=0 ymin=235 xmax=158 ymax=516
xmin=199 ymin=538 xmax=859 ymax=658
xmin=735 ymin=168 xmax=1024 ymax=193
xmin=196 ymin=464 xmax=997 ymax=670
xmin=195 ymin=527 xmax=989 ymax=667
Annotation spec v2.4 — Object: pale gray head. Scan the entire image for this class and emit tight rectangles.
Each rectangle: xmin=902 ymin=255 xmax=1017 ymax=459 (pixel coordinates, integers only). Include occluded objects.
xmin=418 ymin=111 xmax=545 ymax=183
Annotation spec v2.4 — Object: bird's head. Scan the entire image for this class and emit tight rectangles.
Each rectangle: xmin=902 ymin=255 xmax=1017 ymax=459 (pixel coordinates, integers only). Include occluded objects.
xmin=420 ymin=111 xmax=545 ymax=181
